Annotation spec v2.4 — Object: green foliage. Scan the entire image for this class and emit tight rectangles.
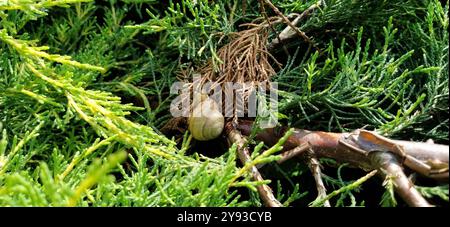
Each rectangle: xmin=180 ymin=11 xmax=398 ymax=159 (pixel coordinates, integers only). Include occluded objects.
xmin=126 ymin=0 xmax=236 ymax=64
xmin=416 ymin=185 xmax=449 ymax=202
xmin=0 ymin=0 xmax=448 ymax=207
xmin=309 ymin=163 xmax=367 ymax=207
xmin=310 ymin=168 xmax=377 ymax=207
xmin=380 ymin=175 xmax=397 ymax=207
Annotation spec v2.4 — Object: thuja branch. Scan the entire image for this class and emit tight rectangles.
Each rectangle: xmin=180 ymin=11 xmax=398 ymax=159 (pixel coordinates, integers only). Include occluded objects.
xmin=0 ymin=0 xmax=92 ymax=12
xmin=0 ymin=29 xmax=105 ymax=72
xmin=310 ymin=170 xmax=378 ymax=207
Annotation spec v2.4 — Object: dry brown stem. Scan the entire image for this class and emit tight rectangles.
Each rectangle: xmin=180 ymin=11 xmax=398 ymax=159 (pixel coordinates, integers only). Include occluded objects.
xmin=236 ymin=120 xmax=449 ymax=206
xmin=369 ymin=151 xmax=433 ymax=207
xmin=225 ymin=124 xmax=283 ymax=207
xmin=260 ymin=0 xmax=320 ymax=52
xmin=268 ymin=0 xmax=323 ymax=50
xmin=306 ymin=150 xmax=331 ymax=207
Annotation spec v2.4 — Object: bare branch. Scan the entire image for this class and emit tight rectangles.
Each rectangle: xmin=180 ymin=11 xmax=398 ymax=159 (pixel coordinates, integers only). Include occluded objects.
xmin=278 ymin=142 xmax=310 ymax=164
xmin=237 ymin=120 xmax=449 ymax=181
xmin=268 ymin=0 xmax=323 ymax=50
xmin=306 ymin=151 xmax=331 ymax=207
xmin=369 ymin=152 xmax=433 ymax=207
xmin=260 ymin=0 xmax=321 ymax=52
xmin=225 ymin=124 xmax=283 ymax=207
xmin=236 ymin=120 xmax=449 ymax=207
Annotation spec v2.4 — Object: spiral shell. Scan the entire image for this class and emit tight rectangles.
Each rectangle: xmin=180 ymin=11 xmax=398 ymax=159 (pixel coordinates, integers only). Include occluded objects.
xmin=188 ymin=95 xmax=224 ymax=141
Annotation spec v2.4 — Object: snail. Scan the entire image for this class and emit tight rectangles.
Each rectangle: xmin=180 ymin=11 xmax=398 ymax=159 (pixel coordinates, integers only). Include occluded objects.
xmin=188 ymin=93 xmax=224 ymax=141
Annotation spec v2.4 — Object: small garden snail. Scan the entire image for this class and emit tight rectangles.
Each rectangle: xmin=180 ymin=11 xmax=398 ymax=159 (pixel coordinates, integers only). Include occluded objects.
xmin=188 ymin=94 xmax=224 ymax=141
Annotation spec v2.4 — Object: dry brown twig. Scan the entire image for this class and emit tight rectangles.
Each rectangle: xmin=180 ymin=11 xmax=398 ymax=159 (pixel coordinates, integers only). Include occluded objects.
xmin=260 ymin=0 xmax=317 ymax=47
xmin=236 ymin=120 xmax=449 ymax=207
xmin=369 ymin=152 xmax=433 ymax=207
xmin=306 ymin=150 xmax=331 ymax=207
xmin=225 ymin=123 xmax=283 ymax=207
xmin=256 ymin=142 xmax=330 ymax=206
xmin=267 ymin=0 xmax=324 ymax=50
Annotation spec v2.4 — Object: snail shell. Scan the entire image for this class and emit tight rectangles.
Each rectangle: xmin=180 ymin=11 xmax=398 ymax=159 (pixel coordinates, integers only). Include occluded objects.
xmin=188 ymin=95 xmax=224 ymax=141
